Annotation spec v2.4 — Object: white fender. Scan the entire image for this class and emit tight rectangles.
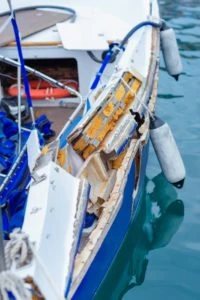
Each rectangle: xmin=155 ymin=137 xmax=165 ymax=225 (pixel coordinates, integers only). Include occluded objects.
xmin=161 ymin=26 xmax=183 ymax=80
xmin=150 ymin=116 xmax=186 ymax=188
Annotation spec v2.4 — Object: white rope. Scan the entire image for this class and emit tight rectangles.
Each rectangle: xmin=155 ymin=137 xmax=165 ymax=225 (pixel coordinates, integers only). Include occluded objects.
xmin=120 ymin=76 xmax=155 ymax=119
xmin=0 ymin=229 xmax=33 ymax=300
xmin=0 ymin=15 xmax=12 ymax=35
xmin=5 ymin=228 xmax=33 ymax=270
xmin=0 ymin=271 xmax=31 ymax=300
xmin=4 ymin=228 xmax=64 ymax=300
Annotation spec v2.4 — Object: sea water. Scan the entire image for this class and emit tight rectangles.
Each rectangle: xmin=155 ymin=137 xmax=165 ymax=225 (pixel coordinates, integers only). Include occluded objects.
xmin=95 ymin=0 xmax=200 ymax=299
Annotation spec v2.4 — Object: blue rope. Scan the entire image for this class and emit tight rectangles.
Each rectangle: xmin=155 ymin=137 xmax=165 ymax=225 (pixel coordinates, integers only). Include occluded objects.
xmin=90 ymin=50 xmax=113 ymax=90
xmin=10 ymin=18 xmax=33 ymax=113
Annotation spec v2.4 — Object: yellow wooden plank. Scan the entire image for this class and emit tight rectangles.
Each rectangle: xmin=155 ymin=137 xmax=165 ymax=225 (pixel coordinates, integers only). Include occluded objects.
xmin=123 ymin=72 xmax=133 ymax=82
xmin=97 ymin=120 xmax=113 ymax=142
xmin=124 ymin=79 xmax=141 ymax=107
xmin=73 ymin=137 xmax=88 ymax=152
xmin=102 ymin=102 xmax=115 ymax=117
xmin=115 ymin=84 xmax=125 ymax=101
xmin=86 ymin=115 xmax=104 ymax=139
xmin=112 ymin=149 xmax=127 ymax=169
xmin=97 ymin=107 xmax=124 ymax=142
xmin=132 ymin=79 xmax=141 ymax=92
xmin=57 ymin=149 xmax=66 ymax=167
xmin=113 ymin=107 xmax=124 ymax=121
xmin=83 ymin=145 xmax=96 ymax=159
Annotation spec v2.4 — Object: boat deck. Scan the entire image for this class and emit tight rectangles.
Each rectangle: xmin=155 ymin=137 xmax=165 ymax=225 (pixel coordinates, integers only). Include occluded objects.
xmin=34 ymin=106 xmax=77 ymax=137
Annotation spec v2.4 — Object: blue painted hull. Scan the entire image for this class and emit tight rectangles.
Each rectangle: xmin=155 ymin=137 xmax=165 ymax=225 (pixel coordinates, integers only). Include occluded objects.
xmin=72 ymin=140 xmax=150 ymax=300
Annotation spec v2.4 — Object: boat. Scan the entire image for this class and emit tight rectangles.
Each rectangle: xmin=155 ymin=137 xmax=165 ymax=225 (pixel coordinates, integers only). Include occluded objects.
xmin=0 ymin=0 xmax=186 ymax=299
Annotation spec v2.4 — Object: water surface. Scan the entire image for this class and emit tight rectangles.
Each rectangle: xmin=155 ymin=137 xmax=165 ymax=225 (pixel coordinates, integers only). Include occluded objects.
xmin=96 ymin=0 xmax=200 ymax=299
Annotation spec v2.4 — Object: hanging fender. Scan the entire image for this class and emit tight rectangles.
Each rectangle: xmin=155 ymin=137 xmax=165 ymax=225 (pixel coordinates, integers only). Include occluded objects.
xmin=8 ymin=80 xmax=79 ymax=100
xmin=150 ymin=116 xmax=186 ymax=188
xmin=160 ymin=20 xmax=183 ymax=80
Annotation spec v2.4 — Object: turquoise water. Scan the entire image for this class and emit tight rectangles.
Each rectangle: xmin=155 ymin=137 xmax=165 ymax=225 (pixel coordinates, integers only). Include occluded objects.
xmin=95 ymin=1 xmax=200 ymax=299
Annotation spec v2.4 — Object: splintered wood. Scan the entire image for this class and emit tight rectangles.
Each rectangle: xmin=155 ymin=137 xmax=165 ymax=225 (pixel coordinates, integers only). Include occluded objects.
xmin=70 ymin=72 xmax=141 ymax=159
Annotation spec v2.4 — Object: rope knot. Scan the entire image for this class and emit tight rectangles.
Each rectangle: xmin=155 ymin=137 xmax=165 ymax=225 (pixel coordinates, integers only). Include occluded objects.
xmin=5 ymin=228 xmax=33 ymax=269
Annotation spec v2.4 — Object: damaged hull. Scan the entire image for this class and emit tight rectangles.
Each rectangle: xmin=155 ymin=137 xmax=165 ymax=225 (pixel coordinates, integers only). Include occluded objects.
xmin=73 ymin=141 xmax=149 ymax=299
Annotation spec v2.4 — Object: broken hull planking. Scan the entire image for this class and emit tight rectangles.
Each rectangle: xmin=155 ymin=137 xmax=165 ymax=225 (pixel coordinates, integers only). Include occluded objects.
xmin=71 ymin=141 xmax=149 ymax=299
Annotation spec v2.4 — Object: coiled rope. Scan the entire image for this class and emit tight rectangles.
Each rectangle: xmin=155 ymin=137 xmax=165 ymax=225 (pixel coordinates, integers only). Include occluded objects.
xmin=0 ymin=228 xmax=64 ymax=300
xmin=0 ymin=228 xmax=32 ymax=299
xmin=5 ymin=228 xmax=33 ymax=269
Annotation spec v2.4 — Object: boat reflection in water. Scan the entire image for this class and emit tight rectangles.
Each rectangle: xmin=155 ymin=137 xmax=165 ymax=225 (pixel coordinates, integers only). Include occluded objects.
xmin=95 ymin=173 xmax=184 ymax=300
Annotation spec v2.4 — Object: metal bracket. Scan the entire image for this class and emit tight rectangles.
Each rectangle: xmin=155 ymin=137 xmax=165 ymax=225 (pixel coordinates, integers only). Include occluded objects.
xmin=31 ymin=172 xmax=47 ymax=185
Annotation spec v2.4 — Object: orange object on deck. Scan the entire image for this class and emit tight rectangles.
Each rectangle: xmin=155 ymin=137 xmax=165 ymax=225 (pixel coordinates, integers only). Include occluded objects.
xmin=8 ymin=80 xmax=79 ymax=100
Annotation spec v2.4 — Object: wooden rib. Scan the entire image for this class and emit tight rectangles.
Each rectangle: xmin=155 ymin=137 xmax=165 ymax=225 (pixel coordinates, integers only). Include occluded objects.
xmin=7 ymin=41 xmax=62 ymax=47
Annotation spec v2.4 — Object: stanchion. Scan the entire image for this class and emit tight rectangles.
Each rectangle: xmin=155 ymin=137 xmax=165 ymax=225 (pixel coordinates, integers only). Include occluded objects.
xmin=0 ymin=207 xmax=6 ymax=271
